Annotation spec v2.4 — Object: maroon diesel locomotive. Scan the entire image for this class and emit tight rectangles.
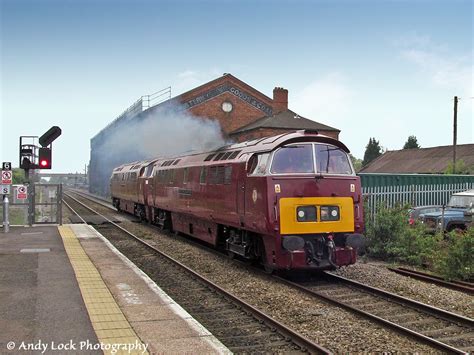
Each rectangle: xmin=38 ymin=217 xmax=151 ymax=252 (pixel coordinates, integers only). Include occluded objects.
xmin=110 ymin=130 xmax=364 ymax=272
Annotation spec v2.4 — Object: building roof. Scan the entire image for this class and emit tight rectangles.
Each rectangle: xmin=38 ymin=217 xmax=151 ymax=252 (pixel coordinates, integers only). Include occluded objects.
xmin=229 ymin=109 xmax=340 ymax=135
xmin=360 ymin=144 xmax=474 ymax=173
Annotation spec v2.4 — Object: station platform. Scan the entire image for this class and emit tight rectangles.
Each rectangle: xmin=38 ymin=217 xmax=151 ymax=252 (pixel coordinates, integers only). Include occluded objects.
xmin=0 ymin=224 xmax=229 ymax=354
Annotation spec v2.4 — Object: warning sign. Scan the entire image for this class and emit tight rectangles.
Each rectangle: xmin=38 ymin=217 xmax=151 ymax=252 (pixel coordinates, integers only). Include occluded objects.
xmin=1 ymin=170 xmax=12 ymax=185
xmin=17 ymin=185 xmax=27 ymax=199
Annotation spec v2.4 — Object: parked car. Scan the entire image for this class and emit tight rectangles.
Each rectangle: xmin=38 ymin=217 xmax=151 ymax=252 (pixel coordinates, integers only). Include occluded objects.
xmin=422 ymin=190 xmax=474 ymax=232
xmin=408 ymin=205 xmax=442 ymax=225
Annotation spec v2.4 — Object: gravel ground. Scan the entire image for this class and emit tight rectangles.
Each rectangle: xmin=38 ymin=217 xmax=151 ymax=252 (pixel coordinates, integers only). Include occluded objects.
xmin=120 ymin=221 xmax=438 ymax=353
xmin=332 ymin=259 xmax=473 ymax=319
xmin=63 ymin=199 xmax=442 ymax=353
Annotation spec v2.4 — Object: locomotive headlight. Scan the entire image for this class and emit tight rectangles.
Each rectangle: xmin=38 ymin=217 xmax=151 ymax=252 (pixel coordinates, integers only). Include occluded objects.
xmin=320 ymin=206 xmax=340 ymax=221
xmin=297 ymin=206 xmax=317 ymax=222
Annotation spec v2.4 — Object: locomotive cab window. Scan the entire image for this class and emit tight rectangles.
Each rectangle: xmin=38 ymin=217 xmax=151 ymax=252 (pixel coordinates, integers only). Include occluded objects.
xmin=315 ymin=144 xmax=353 ymax=175
xmin=271 ymin=144 xmax=314 ymax=174
xmin=247 ymin=153 xmax=270 ymax=176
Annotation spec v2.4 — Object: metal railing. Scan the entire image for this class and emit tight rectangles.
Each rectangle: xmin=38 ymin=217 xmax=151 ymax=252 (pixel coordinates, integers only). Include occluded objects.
xmin=92 ymin=86 xmax=172 ymax=143
xmin=360 ymin=173 xmax=474 ymax=220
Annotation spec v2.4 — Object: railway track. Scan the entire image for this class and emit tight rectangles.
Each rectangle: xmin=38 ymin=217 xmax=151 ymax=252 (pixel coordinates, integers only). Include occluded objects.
xmin=388 ymin=267 xmax=474 ymax=295
xmin=65 ymin=190 xmax=474 ymax=353
xmin=62 ymin=192 xmax=330 ymax=354
xmin=277 ymin=274 xmax=474 ymax=354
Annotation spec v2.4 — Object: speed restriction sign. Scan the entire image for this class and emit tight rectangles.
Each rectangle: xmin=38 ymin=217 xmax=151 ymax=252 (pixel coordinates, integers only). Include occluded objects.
xmin=17 ymin=185 xmax=28 ymax=199
xmin=1 ymin=184 xmax=10 ymax=195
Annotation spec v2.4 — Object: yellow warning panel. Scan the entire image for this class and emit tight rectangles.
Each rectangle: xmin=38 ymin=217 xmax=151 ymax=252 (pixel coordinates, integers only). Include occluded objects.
xmin=58 ymin=226 xmax=148 ymax=355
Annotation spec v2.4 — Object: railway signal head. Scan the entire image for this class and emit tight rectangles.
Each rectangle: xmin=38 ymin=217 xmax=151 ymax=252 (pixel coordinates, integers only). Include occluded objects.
xmin=39 ymin=126 xmax=62 ymax=147
xmin=38 ymin=147 xmax=52 ymax=169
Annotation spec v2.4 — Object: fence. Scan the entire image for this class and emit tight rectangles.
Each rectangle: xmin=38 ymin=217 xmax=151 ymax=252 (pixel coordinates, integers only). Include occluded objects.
xmin=1 ymin=183 xmax=62 ymax=226
xmin=359 ymin=173 xmax=474 ymax=220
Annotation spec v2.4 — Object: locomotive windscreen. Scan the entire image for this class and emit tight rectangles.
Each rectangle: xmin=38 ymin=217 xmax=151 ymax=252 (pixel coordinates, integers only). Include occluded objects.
xmin=270 ymin=143 xmax=353 ymax=175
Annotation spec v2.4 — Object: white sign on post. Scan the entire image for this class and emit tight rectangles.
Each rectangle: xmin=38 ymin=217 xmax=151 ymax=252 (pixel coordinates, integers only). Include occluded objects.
xmin=1 ymin=184 xmax=10 ymax=195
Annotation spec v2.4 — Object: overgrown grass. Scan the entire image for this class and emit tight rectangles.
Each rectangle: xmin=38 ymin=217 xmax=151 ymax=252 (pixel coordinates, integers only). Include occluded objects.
xmin=366 ymin=204 xmax=473 ymax=281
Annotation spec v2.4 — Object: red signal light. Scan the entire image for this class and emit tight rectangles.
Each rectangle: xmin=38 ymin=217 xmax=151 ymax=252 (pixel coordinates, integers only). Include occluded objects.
xmin=38 ymin=147 xmax=52 ymax=169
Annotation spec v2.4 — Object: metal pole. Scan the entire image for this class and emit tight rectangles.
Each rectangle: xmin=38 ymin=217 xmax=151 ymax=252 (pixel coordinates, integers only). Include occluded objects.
xmin=58 ymin=184 xmax=63 ymax=226
xmin=453 ymin=96 xmax=458 ymax=174
xmin=3 ymin=195 xmax=9 ymax=233
xmin=28 ymin=183 xmax=34 ymax=226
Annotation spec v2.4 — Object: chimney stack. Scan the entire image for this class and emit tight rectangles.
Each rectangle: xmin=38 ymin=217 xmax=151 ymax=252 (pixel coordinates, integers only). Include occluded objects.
xmin=273 ymin=87 xmax=288 ymax=114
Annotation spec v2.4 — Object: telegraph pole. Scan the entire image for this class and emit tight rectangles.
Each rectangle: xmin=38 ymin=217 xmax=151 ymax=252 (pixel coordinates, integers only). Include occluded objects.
xmin=453 ymin=96 xmax=458 ymax=174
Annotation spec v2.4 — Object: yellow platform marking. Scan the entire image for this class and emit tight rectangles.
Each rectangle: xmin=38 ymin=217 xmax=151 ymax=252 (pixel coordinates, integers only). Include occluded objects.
xmin=58 ymin=226 xmax=148 ymax=355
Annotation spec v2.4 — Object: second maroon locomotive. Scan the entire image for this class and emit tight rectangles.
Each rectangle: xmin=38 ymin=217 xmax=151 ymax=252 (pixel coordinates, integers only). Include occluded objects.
xmin=110 ymin=130 xmax=364 ymax=272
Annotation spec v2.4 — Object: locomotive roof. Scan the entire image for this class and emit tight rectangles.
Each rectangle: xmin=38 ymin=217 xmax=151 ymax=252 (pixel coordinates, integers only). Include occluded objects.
xmin=112 ymin=130 xmax=350 ymax=171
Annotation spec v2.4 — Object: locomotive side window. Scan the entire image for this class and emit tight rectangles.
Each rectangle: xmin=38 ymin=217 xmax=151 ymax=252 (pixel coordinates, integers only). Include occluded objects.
xmin=248 ymin=153 xmax=270 ymax=176
xmin=169 ymin=169 xmax=175 ymax=184
xmin=224 ymin=166 xmax=232 ymax=184
xmin=209 ymin=166 xmax=218 ymax=184
xmin=199 ymin=167 xmax=207 ymax=184
xmin=315 ymin=144 xmax=353 ymax=175
xmin=270 ymin=145 xmax=314 ymax=174
xmin=216 ymin=166 xmax=225 ymax=184
xmin=183 ymin=168 xmax=188 ymax=184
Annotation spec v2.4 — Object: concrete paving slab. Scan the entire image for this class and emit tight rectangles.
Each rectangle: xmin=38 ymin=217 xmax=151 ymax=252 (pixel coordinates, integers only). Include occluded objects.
xmin=70 ymin=224 xmax=230 ymax=354
xmin=0 ymin=226 xmax=100 ymax=355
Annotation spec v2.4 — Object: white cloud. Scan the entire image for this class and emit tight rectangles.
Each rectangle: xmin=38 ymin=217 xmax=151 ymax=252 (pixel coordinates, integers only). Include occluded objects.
xmin=400 ymin=39 xmax=473 ymax=98
xmin=290 ymin=72 xmax=353 ymax=125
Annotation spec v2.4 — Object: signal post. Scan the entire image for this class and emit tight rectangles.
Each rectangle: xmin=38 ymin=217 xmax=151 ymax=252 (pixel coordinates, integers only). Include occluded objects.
xmin=16 ymin=126 xmax=62 ymax=226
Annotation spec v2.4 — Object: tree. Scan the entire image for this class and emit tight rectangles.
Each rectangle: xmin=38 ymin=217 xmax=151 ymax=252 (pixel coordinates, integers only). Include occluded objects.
xmin=444 ymin=160 xmax=474 ymax=175
xmin=403 ymin=135 xmax=420 ymax=149
xmin=362 ymin=138 xmax=383 ymax=167
xmin=12 ymin=168 xmax=27 ymax=184
xmin=349 ymin=154 xmax=363 ymax=173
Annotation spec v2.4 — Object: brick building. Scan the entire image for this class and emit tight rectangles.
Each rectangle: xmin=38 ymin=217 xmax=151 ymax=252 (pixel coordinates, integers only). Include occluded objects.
xmin=89 ymin=73 xmax=340 ymax=195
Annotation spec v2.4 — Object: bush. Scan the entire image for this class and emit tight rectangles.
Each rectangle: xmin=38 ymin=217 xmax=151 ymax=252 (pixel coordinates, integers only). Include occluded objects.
xmin=365 ymin=204 xmax=408 ymax=259
xmin=366 ymin=204 xmax=438 ymax=266
xmin=434 ymin=228 xmax=474 ymax=281
xmin=366 ymin=204 xmax=473 ymax=281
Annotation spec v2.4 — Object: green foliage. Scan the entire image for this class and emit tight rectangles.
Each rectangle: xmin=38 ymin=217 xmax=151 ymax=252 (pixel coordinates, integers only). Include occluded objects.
xmin=12 ymin=168 xmax=27 ymax=184
xmin=403 ymin=135 xmax=420 ymax=149
xmin=366 ymin=204 xmax=437 ymax=265
xmin=349 ymin=154 xmax=363 ymax=173
xmin=444 ymin=159 xmax=474 ymax=175
xmin=434 ymin=228 xmax=474 ymax=281
xmin=362 ymin=138 xmax=382 ymax=167
xmin=366 ymin=204 xmax=472 ymax=281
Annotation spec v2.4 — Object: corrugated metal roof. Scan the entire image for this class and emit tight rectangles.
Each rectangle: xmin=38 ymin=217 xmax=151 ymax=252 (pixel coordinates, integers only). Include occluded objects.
xmin=360 ymin=144 xmax=474 ymax=173
xmin=229 ymin=109 xmax=339 ymax=135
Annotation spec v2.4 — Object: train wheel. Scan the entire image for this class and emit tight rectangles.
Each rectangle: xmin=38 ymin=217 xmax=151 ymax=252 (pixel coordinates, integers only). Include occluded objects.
xmin=227 ymin=250 xmax=236 ymax=259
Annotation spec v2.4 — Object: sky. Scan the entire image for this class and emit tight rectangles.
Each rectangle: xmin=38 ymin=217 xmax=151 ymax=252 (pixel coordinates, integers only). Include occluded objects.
xmin=1 ymin=0 xmax=472 ymax=173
